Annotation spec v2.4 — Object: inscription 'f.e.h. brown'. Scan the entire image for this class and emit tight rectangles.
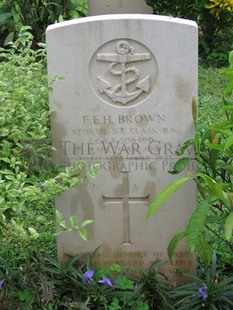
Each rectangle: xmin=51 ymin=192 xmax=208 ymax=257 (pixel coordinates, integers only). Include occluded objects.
xmin=102 ymin=171 xmax=150 ymax=244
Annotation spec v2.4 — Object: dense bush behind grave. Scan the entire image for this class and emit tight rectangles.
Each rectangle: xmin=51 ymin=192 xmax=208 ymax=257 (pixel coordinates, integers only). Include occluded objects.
xmin=0 ymin=0 xmax=88 ymax=47
xmin=0 ymin=28 xmax=95 ymax=266
xmin=145 ymin=0 xmax=233 ymax=66
xmin=0 ymin=28 xmax=55 ymax=263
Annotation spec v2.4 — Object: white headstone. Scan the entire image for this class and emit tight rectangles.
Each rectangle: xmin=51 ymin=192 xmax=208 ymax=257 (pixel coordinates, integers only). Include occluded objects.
xmin=88 ymin=0 xmax=153 ymax=15
xmin=47 ymin=15 xmax=198 ymax=281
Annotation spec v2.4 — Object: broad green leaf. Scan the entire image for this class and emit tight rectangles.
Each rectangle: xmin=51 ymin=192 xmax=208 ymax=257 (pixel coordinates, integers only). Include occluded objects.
xmin=224 ymin=135 xmax=233 ymax=151
xmin=205 ymin=215 xmax=223 ymax=224
xmin=0 ymin=13 xmax=12 ymax=22
xmin=5 ymin=175 xmax=15 ymax=181
xmin=221 ymin=67 xmax=233 ymax=75
xmin=210 ymin=251 xmax=217 ymax=280
xmin=80 ymin=219 xmax=94 ymax=228
xmin=56 ymin=211 xmax=67 ymax=230
xmin=175 ymin=139 xmax=194 ymax=156
xmin=186 ymin=203 xmax=209 ymax=252
xmin=147 ymin=177 xmax=192 ymax=218
xmin=225 ymin=212 xmax=233 ymax=241
xmin=197 ymin=173 xmax=224 ymax=200
xmin=167 ymin=230 xmax=186 ymax=260
xmin=4 ymin=32 xmax=14 ymax=46
xmin=212 ymin=127 xmax=233 ymax=136
xmin=229 ymin=51 xmax=233 ymax=67
xmin=168 ymin=157 xmax=193 ymax=174
xmin=196 ymin=237 xmax=212 ymax=265
xmin=56 ymin=210 xmax=62 ymax=223
xmin=224 ymin=79 xmax=233 ymax=98
xmin=212 ymin=183 xmax=224 ymax=201
xmin=79 ymin=228 xmax=88 ymax=240
xmin=70 ymin=216 xmax=79 ymax=230
xmin=204 ymin=141 xmax=224 ymax=151
xmin=0 ymin=158 xmax=11 ymax=164
xmin=58 ymin=221 xmax=67 ymax=229
xmin=0 ymin=169 xmax=15 ymax=175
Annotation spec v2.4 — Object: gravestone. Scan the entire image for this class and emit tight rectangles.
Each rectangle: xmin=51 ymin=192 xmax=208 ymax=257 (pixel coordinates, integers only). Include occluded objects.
xmin=46 ymin=15 xmax=198 ymax=281
xmin=88 ymin=0 xmax=153 ymax=15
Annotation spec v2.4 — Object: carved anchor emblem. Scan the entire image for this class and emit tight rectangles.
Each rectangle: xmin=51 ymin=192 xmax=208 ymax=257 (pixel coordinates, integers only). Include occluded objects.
xmin=97 ymin=40 xmax=151 ymax=105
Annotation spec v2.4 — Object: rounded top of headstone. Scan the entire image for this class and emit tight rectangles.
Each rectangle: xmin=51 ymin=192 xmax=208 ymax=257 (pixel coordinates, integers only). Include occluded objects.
xmin=88 ymin=0 xmax=153 ymax=16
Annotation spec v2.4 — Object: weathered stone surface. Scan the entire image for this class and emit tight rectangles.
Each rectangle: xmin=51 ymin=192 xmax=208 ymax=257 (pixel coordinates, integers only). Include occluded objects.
xmin=46 ymin=15 xmax=198 ymax=281
xmin=88 ymin=0 xmax=153 ymax=15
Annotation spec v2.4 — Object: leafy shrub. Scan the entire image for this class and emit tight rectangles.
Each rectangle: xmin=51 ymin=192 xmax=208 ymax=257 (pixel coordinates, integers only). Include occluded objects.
xmin=147 ymin=51 xmax=233 ymax=265
xmin=145 ymin=0 xmax=196 ymax=18
xmin=0 ymin=0 xmax=88 ymax=47
xmin=145 ymin=0 xmax=233 ymax=66
xmin=0 ymin=27 xmax=97 ymax=266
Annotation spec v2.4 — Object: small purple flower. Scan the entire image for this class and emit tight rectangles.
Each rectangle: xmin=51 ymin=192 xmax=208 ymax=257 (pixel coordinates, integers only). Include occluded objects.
xmin=0 ymin=280 xmax=4 ymax=291
xmin=83 ymin=270 xmax=94 ymax=282
xmin=99 ymin=277 xmax=113 ymax=287
xmin=199 ymin=286 xmax=208 ymax=299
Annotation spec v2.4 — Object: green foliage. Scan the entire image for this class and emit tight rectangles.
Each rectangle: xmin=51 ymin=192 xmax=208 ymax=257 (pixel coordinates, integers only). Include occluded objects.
xmin=0 ymin=254 xmax=57 ymax=309
xmin=145 ymin=0 xmax=233 ymax=66
xmin=0 ymin=250 xmax=174 ymax=309
xmin=56 ymin=210 xmax=93 ymax=240
xmin=171 ymin=253 xmax=233 ymax=309
xmin=147 ymin=177 xmax=192 ymax=218
xmin=147 ymin=53 xmax=233 ymax=264
xmin=0 ymin=27 xmax=52 ymax=262
xmin=0 ymin=0 xmax=88 ymax=46
xmin=0 ymin=28 xmax=98 ymax=269
xmin=4 ymin=253 xmax=230 ymax=309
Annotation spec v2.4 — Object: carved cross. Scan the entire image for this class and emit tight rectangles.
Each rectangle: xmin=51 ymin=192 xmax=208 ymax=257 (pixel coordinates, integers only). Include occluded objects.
xmin=102 ymin=171 xmax=150 ymax=244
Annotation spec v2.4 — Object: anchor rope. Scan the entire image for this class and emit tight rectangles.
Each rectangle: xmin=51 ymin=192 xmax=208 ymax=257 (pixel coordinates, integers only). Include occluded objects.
xmin=108 ymin=62 xmax=139 ymax=94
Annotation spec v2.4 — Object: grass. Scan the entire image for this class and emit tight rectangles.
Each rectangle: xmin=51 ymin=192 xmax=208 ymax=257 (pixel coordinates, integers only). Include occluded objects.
xmin=198 ymin=66 xmax=228 ymax=128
